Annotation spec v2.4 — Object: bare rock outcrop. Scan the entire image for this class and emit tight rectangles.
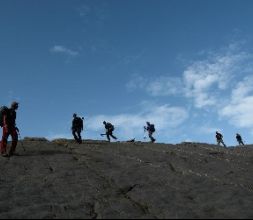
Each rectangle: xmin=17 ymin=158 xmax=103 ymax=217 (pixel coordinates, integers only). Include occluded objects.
xmin=1 ymin=139 xmax=253 ymax=219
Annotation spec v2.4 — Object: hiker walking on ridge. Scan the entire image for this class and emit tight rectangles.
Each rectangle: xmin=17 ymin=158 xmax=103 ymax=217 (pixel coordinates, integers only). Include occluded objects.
xmin=72 ymin=113 xmax=83 ymax=144
xmin=236 ymin=133 xmax=245 ymax=146
xmin=0 ymin=101 xmax=19 ymax=157
xmin=216 ymin=131 xmax=226 ymax=148
xmin=102 ymin=121 xmax=117 ymax=142
xmin=144 ymin=122 xmax=156 ymax=143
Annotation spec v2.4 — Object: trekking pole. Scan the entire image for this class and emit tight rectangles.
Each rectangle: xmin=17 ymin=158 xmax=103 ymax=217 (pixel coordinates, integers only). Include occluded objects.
xmin=17 ymin=130 xmax=26 ymax=152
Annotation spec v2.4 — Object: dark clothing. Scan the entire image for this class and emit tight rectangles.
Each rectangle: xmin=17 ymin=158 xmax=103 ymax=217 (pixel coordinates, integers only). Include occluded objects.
xmin=1 ymin=125 xmax=18 ymax=155
xmin=216 ymin=132 xmax=226 ymax=147
xmin=104 ymin=123 xmax=114 ymax=131
xmin=236 ymin=134 xmax=244 ymax=146
xmin=72 ymin=117 xmax=83 ymax=130
xmin=72 ymin=117 xmax=83 ymax=144
xmin=104 ymin=123 xmax=117 ymax=142
xmin=145 ymin=124 xmax=156 ymax=143
xmin=72 ymin=128 xmax=82 ymax=144
xmin=216 ymin=133 xmax=223 ymax=140
xmin=5 ymin=108 xmax=16 ymax=129
xmin=1 ymin=109 xmax=18 ymax=155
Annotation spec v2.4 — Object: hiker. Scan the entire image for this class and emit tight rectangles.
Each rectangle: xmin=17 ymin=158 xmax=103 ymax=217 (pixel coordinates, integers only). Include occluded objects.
xmin=215 ymin=131 xmax=226 ymax=147
xmin=144 ymin=122 xmax=156 ymax=143
xmin=236 ymin=133 xmax=245 ymax=146
xmin=0 ymin=102 xmax=19 ymax=157
xmin=102 ymin=121 xmax=117 ymax=142
xmin=72 ymin=113 xmax=83 ymax=144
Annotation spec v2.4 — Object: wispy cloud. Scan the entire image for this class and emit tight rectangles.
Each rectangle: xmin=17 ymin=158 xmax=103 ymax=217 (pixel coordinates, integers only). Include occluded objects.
xmin=50 ymin=45 xmax=79 ymax=56
xmin=126 ymin=74 xmax=183 ymax=96
xmin=127 ymin=43 xmax=253 ymax=109
xmin=147 ymin=76 xmax=183 ymax=96
xmin=182 ymin=50 xmax=249 ymax=108
xmin=220 ymin=76 xmax=253 ymax=128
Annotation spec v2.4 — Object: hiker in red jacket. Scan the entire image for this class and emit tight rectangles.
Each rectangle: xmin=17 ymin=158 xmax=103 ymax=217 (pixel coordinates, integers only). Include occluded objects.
xmin=1 ymin=102 xmax=19 ymax=157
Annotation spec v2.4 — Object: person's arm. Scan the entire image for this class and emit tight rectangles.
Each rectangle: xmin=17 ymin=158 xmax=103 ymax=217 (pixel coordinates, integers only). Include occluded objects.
xmin=3 ymin=115 xmax=8 ymax=131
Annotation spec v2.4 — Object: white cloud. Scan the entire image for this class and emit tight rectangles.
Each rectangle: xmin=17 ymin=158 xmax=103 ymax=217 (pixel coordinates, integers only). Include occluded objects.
xmin=220 ymin=76 xmax=253 ymax=128
xmin=182 ymin=51 xmax=248 ymax=108
xmin=146 ymin=77 xmax=183 ymax=96
xmin=50 ymin=45 xmax=79 ymax=56
xmin=85 ymin=104 xmax=188 ymax=139
xmin=126 ymin=74 xmax=183 ymax=96
xmin=127 ymin=44 xmax=253 ymax=110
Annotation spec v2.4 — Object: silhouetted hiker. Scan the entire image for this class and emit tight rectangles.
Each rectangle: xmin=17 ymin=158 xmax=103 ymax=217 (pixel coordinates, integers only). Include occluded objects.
xmin=236 ymin=133 xmax=245 ymax=146
xmin=144 ymin=122 xmax=156 ymax=143
xmin=72 ymin=113 xmax=83 ymax=144
xmin=0 ymin=102 xmax=19 ymax=157
xmin=216 ymin=131 xmax=226 ymax=147
xmin=102 ymin=121 xmax=117 ymax=142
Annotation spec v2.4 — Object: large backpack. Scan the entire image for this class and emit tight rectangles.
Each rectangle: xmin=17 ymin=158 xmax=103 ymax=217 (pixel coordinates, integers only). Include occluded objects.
xmin=216 ymin=133 xmax=222 ymax=140
xmin=0 ymin=106 xmax=9 ymax=127
xmin=149 ymin=124 xmax=155 ymax=132
xmin=78 ymin=117 xmax=84 ymax=128
xmin=107 ymin=123 xmax=114 ymax=131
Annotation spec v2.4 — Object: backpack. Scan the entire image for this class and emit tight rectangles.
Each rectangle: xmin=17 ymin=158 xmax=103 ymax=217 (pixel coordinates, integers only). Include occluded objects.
xmin=107 ymin=123 xmax=114 ymax=131
xmin=149 ymin=124 xmax=155 ymax=132
xmin=0 ymin=106 xmax=9 ymax=127
xmin=216 ymin=133 xmax=222 ymax=140
xmin=77 ymin=117 xmax=83 ymax=127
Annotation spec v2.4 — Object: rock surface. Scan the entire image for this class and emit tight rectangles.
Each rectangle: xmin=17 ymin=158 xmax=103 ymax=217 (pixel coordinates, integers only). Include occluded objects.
xmin=1 ymin=139 xmax=253 ymax=219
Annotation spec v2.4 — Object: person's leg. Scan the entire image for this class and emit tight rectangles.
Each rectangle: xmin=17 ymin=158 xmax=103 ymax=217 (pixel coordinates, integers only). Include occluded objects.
xmin=149 ymin=131 xmax=155 ymax=143
xmin=221 ymin=140 xmax=226 ymax=147
xmin=106 ymin=131 xmax=111 ymax=142
xmin=72 ymin=130 xmax=79 ymax=142
xmin=110 ymin=132 xmax=117 ymax=140
xmin=77 ymin=129 xmax=82 ymax=144
xmin=1 ymin=127 xmax=9 ymax=155
xmin=8 ymin=128 xmax=18 ymax=156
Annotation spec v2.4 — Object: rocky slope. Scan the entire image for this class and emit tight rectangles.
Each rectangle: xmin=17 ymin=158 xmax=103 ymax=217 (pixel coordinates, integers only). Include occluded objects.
xmin=0 ymin=138 xmax=253 ymax=219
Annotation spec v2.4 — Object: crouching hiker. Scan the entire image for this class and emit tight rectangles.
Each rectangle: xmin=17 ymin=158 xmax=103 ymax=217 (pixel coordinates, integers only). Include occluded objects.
xmin=144 ymin=122 xmax=156 ymax=143
xmin=0 ymin=102 xmax=19 ymax=157
xmin=72 ymin=113 xmax=84 ymax=144
xmin=102 ymin=121 xmax=117 ymax=142
xmin=216 ymin=131 xmax=226 ymax=148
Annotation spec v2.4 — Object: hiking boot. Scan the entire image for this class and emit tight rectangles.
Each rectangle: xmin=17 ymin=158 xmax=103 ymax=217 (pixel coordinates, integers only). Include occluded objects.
xmin=1 ymin=153 xmax=9 ymax=157
xmin=151 ymin=138 xmax=156 ymax=143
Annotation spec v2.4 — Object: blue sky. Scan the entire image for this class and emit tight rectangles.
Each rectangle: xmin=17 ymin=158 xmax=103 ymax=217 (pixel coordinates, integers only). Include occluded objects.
xmin=1 ymin=0 xmax=253 ymax=146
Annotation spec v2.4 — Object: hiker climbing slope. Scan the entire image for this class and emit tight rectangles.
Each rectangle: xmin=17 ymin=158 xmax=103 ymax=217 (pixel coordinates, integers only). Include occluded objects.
xmin=102 ymin=121 xmax=117 ymax=142
xmin=0 ymin=101 xmax=19 ymax=157
xmin=144 ymin=122 xmax=156 ymax=143
xmin=72 ymin=113 xmax=83 ymax=144
xmin=215 ymin=131 xmax=226 ymax=148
